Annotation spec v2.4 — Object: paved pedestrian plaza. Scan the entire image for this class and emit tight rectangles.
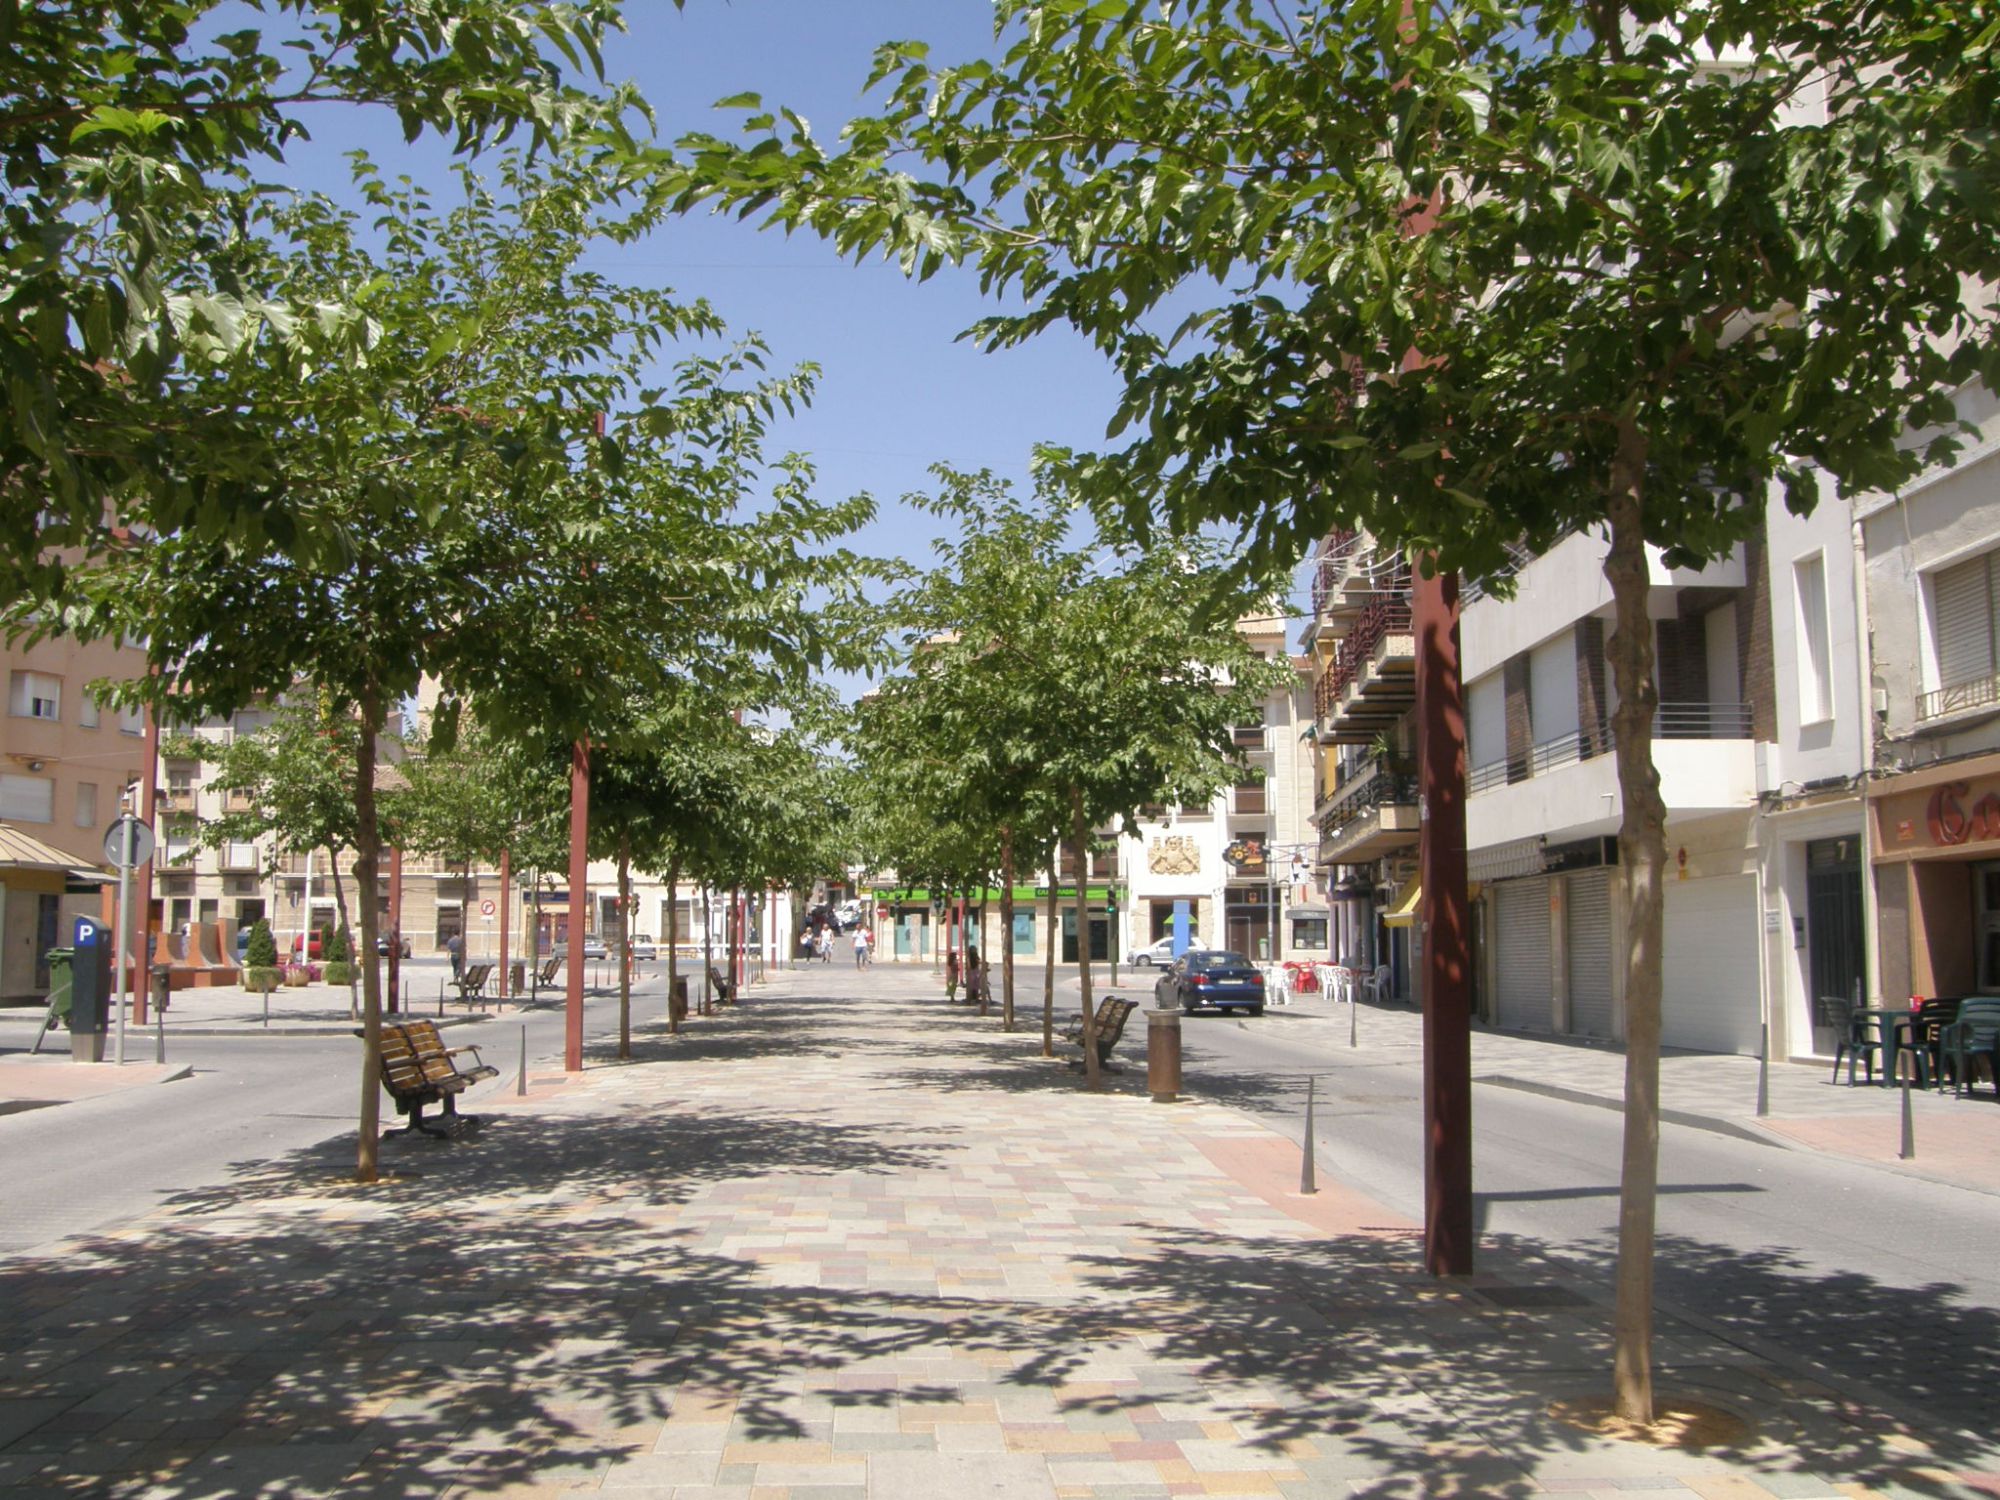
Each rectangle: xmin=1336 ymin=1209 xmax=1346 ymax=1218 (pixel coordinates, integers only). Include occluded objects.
xmin=3 ymin=964 xmax=1996 ymax=1497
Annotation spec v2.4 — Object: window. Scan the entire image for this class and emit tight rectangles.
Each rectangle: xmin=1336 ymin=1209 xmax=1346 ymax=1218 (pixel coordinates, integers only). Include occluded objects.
xmin=74 ymin=782 xmax=97 ymax=829
xmin=0 ymin=774 xmax=54 ymax=823
xmin=8 ymin=671 xmax=59 ymax=721
xmin=79 ymin=693 xmax=99 ymax=729
xmin=1794 ymin=553 xmax=1833 ymax=724
xmin=1291 ymin=916 xmax=1330 ymax=951
xmin=118 ymin=703 xmax=144 ymax=736
xmin=1932 ymin=549 xmax=2000 ymax=692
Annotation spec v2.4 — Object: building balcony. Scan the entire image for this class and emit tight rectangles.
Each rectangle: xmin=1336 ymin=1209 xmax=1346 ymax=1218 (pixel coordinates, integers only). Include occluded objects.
xmin=1462 ymin=529 xmax=1747 ymax=681
xmin=1467 ymin=704 xmax=1757 ymax=848
xmin=160 ymin=787 xmax=197 ymax=814
xmin=1917 ymin=671 xmax=2000 ymax=727
xmin=220 ymin=842 xmax=262 ymax=873
xmin=1314 ymin=594 xmax=1415 ymax=742
xmin=1317 ymin=765 xmax=1420 ymax=864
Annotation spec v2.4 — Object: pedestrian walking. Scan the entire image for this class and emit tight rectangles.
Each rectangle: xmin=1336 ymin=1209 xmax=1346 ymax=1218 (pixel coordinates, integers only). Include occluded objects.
xmin=445 ymin=931 xmax=464 ymax=981
xmin=818 ymin=928 xmax=833 ymax=964
xmin=854 ymin=928 xmax=872 ymax=967
xmin=945 ymin=948 xmax=960 ymax=1002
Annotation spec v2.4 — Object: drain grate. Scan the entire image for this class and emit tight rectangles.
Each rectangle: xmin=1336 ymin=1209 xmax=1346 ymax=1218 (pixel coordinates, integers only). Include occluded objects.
xmin=1476 ymin=1284 xmax=1593 ymax=1310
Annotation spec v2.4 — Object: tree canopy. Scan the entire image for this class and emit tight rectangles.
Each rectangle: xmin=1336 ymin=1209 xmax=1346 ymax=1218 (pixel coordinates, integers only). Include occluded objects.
xmin=2 ymin=0 xmax=662 ymax=605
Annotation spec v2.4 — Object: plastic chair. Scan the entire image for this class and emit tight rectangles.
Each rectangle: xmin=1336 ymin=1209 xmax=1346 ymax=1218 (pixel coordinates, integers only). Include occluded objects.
xmin=1814 ymin=995 xmax=1879 ymax=1085
xmin=1367 ymin=965 xmax=1392 ymax=1005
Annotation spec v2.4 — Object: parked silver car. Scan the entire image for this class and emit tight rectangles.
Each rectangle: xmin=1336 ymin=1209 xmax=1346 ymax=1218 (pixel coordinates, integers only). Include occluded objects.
xmin=1131 ymin=936 xmax=1208 ymax=968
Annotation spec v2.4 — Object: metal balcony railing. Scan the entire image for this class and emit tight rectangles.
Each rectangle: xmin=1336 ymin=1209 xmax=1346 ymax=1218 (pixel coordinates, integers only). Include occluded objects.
xmin=1318 ymin=770 xmax=1420 ymax=841
xmin=1318 ymin=593 xmax=1415 ymax=709
xmin=1918 ymin=672 xmax=2000 ymax=723
xmin=1467 ymin=701 xmax=1753 ymax=794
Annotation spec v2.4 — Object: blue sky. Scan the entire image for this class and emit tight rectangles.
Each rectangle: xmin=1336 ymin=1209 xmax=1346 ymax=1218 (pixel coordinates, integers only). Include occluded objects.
xmin=275 ymin=2 xmax=1311 ymax=648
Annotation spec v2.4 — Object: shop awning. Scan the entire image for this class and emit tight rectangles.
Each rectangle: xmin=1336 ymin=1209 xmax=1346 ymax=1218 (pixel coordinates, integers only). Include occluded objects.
xmin=1380 ymin=882 xmax=1480 ymax=928
xmin=1382 ymin=882 xmax=1422 ymax=928
xmin=0 ymin=821 xmax=111 ymax=884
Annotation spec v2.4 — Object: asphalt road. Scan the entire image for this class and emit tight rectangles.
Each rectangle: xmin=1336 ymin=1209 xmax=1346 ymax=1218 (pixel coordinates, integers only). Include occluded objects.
xmin=0 ymin=986 xmax=642 ymax=1257
xmin=1172 ymin=1007 xmax=2000 ymax=1437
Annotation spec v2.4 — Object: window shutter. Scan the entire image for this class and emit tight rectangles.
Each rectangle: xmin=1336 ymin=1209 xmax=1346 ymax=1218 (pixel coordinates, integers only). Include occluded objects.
xmin=1933 ymin=553 xmax=1997 ymax=689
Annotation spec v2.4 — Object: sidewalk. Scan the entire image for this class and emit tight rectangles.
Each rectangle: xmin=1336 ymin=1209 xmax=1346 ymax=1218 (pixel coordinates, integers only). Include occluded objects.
xmin=1 ymin=963 xmax=1994 ymax=1498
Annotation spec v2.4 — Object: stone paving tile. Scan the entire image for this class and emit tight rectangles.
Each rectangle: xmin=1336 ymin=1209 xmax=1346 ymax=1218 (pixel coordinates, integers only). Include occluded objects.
xmin=3 ymin=969 xmax=1998 ymax=1499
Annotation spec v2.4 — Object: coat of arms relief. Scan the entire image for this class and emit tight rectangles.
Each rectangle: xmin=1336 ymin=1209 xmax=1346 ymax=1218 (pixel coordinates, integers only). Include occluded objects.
xmin=1147 ymin=835 xmax=1201 ymax=876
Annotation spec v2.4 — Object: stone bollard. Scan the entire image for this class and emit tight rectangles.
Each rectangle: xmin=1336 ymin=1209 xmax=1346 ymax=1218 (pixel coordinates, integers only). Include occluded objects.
xmin=1148 ymin=1006 xmax=1182 ymax=1104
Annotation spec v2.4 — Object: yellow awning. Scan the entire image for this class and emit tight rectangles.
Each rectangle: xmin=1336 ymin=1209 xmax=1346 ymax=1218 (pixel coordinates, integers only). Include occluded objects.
xmin=1379 ymin=881 xmax=1480 ymax=928
xmin=1382 ymin=882 xmax=1422 ymax=927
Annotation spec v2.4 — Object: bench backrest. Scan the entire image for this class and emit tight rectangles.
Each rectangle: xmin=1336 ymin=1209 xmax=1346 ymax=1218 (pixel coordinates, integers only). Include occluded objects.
xmin=1095 ymin=997 xmax=1138 ymax=1043
xmin=375 ymin=1023 xmax=433 ymax=1100
xmin=461 ymin=962 xmax=493 ymax=986
xmin=398 ymin=1020 xmax=466 ymax=1087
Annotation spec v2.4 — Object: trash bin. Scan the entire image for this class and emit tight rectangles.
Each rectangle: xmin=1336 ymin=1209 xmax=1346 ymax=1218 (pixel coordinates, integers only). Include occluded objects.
xmin=150 ymin=964 xmax=172 ymax=1014
xmin=45 ymin=948 xmax=74 ymax=1029
xmin=510 ymin=960 xmax=525 ymax=995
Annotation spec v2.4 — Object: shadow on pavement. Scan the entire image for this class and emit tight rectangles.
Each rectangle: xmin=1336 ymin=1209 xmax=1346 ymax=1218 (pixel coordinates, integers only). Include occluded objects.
xmin=1 ymin=983 xmax=1992 ymax=1498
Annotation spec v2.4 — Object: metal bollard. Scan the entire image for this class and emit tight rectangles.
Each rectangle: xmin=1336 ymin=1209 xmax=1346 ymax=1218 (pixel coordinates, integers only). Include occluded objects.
xmin=1300 ymin=1075 xmax=1319 ymax=1194
xmin=1147 ymin=1006 xmax=1182 ymax=1104
xmin=1349 ymin=988 xmax=1358 ymax=1049
xmin=1900 ymin=1065 xmax=1916 ymax=1160
xmin=262 ymin=991 xmax=270 ymax=1029
xmin=1757 ymin=1021 xmax=1770 ymax=1118
xmin=517 ymin=1024 xmax=528 ymax=1096
xmin=155 ymin=1011 xmax=165 ymax=1065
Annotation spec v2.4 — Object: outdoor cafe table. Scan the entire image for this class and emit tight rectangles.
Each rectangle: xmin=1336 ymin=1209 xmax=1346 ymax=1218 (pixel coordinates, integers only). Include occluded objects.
xmin=1855 ymin=1006 xmax=1920 ymax=1087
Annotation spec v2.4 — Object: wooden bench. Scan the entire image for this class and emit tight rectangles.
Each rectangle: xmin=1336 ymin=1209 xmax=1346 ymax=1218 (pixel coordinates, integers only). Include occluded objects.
xmin=708 ymin=965 xmax=736 ymax=1007
xmin=367 ymin=1020 xmax=498 ymax=1138
xmin=453 ymin=962 xmax=494 ymax=1006
xmin=1064 ymin=996 xmax=1139 ymax=1073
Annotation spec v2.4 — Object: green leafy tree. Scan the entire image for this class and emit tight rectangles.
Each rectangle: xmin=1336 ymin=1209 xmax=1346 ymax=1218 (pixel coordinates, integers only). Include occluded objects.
xmin=861 ymin=470 xmax=1288 ymax=1082
xmin=165 ymin=698 xmax=371 ymax=1005
xmin=44 ymin=150 xmax=878 ymax=1183
xmin=662 ymin=0 xmax=1999 ymax=1419
xmin=0 ymin=0 xmax=660 ymax=606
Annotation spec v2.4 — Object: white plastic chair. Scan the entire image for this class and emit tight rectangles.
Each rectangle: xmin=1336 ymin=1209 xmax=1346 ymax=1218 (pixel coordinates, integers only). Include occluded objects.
xmin=1367 ymin=964 xmax=1392 ymax=1004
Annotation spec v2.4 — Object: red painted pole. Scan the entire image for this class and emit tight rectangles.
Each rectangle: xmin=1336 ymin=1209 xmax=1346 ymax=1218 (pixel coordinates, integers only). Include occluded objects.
xmin=1415 ymin=562 xmax=1474 ymax=1276
xmin=566 ymin=739 xmax=589 ymax=1072
xmin=498 ymin=847 xmax=512 ymax=1001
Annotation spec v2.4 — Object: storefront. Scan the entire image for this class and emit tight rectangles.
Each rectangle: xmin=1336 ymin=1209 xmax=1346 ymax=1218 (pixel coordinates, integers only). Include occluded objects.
xmin=1870 ymin=760 xmax=2000 ymax=1001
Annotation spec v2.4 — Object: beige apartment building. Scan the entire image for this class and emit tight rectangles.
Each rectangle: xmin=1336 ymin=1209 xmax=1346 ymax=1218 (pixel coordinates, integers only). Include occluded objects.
xmin=0 ymin=636 xmax=151 ymax=1002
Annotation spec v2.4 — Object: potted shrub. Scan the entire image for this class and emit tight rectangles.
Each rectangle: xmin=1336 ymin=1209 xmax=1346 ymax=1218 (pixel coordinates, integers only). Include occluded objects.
xmin=243 ymin=919 xmax=282 ymax=993
xmin=323 ymin=925 xmax=354 ymax=986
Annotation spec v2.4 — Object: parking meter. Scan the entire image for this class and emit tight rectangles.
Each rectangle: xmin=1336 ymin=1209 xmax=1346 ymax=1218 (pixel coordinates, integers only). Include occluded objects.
xmin=69 ymin=916 xmax=113 ymax=1062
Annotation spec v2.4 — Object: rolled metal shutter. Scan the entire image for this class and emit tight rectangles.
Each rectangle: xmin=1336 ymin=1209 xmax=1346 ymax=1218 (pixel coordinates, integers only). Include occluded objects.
xmin=1566 ymin=869 xmax=1614 ymax=1039
xmin=1494 ymin=879 xmax=1551 ymax=1032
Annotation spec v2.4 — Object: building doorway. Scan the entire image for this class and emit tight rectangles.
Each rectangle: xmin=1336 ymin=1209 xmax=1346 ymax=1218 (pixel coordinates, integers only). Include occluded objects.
xmin=1807 ymin=837 xmax=1865 ymax=1011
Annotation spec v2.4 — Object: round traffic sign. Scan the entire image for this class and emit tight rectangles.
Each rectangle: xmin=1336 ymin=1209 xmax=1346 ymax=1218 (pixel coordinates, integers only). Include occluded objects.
xmin=480 ymin=899 xmax=496 ymax=917
xmin=102 ymin=815 xmax=155 ymax=870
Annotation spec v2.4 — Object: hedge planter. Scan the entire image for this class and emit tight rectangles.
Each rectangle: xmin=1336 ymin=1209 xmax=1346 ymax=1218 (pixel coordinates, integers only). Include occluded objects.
xmin=323 ymin=962 xmax=354 ymax=986
xmin=245 ymin=966 xmax=282 ymax=993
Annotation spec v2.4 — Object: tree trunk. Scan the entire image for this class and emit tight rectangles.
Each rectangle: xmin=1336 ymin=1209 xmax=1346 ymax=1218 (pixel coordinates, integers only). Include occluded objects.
xmin=665 ymin=856 xmax=681 ymax=1034
xmin=999 ymin=828 xmax=1017 ymax=1032
xmin=617 ymin=834 xmax=632 ymax=1060
xmin=1604 ymin=426 xmax=1666 ymax=1427
xmin=352 ymin=689 xmax=387 ymax=1185
xmin=1042 ymin=855 xmax=1058 ymax=1058
xmin=1071 ymin=787 xmax=1100 ymax=1090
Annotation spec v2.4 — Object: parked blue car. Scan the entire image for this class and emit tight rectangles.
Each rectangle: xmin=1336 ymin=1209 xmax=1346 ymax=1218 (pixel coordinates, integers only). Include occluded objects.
xmin=1156 ymin=949 xmax=1267 ymax=1016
